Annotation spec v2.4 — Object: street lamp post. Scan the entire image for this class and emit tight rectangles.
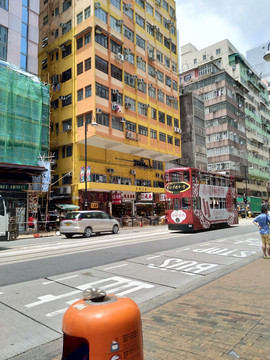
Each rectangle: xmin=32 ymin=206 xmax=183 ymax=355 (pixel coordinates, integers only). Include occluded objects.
xmin=263 ymin=42 xmax=270 ymax=62
xmin=84 ymin=115 xmax=98 ymax=210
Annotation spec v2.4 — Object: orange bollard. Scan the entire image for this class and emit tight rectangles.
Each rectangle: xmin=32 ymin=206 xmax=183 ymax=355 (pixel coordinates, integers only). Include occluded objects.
xmin=62 ymin=288 xmax=144 ymax=360
xmin=140 ymin=218 xmax=143 ymax=227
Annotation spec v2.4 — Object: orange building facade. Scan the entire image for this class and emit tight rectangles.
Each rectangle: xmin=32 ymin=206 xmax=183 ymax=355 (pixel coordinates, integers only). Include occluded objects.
xmin=39 ymin=0 xmax=181 ymax=217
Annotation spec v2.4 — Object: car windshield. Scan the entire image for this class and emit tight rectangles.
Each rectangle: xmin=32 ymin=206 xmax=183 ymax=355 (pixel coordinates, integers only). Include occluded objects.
xmin=65 ymin=212 xmax=80 ymax=219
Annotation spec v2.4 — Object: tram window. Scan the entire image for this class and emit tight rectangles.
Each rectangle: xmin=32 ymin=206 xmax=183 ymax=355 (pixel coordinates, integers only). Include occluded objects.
xmin=183 ymin=171 xmax=190 ymax=182
xmin=211 ymin=176 xmax=216 ymax=186
xmin=210 ymin=198 xmax=214 ymax=209
xmin=174 ymin=198 xmax=181 ymax=210
xmin=216 ymin=178 xmax=220 ymax=186
xmin=171 ymin=172 xmax=181 ymax=182
xmin=192 ymin=171 xmax=198 ymax=184
xmin=182 ymin=197 xmax=190 ymax=210
xmin=192 ymin=197 xmax=201 ymax=210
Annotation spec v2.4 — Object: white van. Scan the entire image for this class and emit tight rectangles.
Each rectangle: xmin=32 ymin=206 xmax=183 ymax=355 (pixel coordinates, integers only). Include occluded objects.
xmin=0 ymin=195 xmax=9 ymax=241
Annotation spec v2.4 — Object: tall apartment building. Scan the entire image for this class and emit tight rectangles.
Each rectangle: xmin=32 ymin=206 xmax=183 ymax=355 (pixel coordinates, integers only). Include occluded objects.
xmin=181 ymin=39 xmax=270 ymax=200
xmin=39 ymin=0 xmax=180 ymax=216
xmin=0 ymin=0 xmax=40 ymax=74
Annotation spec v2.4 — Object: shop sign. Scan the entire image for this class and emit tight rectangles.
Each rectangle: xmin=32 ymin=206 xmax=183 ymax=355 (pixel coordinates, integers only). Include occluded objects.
xmin=165 ymin=182 xmax=190 ymax=194
xmin=141 ymin=193 xmax=153 ymax=201
xmin=0 ymin=184 xmax=28 ymax=191
xmin=91 ymin=202 xmax=99 ymax=209
xmin=112 ymin=192 xmax=122 ymax=205
xmin=122 ymin=192 xmax=136 ymax=201
xmin=159 ymin=194 xmax=165 ymax=202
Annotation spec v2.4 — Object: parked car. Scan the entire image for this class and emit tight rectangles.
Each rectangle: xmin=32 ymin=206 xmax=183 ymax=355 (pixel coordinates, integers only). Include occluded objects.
xmin=59 ymin=211 xmax=120 ymax=238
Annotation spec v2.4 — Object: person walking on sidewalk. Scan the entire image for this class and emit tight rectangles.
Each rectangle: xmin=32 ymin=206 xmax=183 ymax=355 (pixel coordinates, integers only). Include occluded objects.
xmin=253 ymin=205 xmax=270 ymax=258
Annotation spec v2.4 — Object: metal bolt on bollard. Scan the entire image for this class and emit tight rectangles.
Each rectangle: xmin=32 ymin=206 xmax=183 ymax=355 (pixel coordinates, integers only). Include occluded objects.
xmin=62 ymin=287 xmax=144 ymax=360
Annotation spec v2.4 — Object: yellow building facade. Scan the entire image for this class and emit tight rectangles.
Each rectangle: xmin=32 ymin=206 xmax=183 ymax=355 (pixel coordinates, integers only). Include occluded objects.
xmin=39 ymin=0 xmax=181 ymax=217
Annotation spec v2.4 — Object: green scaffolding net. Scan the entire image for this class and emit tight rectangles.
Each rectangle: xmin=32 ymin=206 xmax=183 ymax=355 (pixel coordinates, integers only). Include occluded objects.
xmin=0 ymin=60 xmax=50 ymax=166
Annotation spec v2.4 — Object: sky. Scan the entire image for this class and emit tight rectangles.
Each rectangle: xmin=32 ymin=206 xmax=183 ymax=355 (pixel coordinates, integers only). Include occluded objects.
xmin=175 ymin=0 xmax=270 ymax=57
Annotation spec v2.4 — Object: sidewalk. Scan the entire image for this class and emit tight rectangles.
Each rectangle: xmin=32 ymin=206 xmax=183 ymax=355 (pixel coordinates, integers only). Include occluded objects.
xmin=47 ymin=256 xmax=270 ymax=360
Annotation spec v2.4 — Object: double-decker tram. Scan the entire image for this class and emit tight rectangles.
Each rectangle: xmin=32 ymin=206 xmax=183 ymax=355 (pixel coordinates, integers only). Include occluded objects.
xmin=164 ymin=167 xmax=238 ymax=231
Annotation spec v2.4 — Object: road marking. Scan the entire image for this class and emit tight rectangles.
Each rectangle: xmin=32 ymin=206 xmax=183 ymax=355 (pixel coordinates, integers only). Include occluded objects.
xmin=43 ymin=275 xmax=78 ymax=285
xmin=103 ymin=264 xmax=128 ymax=270
xmin=148 ymin=258 xmax=218 ymax=274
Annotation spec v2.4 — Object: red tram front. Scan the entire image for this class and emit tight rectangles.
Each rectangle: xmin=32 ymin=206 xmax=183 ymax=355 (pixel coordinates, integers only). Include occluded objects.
xmin=164 ymin=167 xmax=238 ymax=231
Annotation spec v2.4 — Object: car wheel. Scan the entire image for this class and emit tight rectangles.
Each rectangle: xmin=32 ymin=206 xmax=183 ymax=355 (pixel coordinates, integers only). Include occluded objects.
xmin=84 ymin=227 xmax=92 ymax=238
xmin=65 ymin=234 xmax=73 ymax=238
xmin=112 ymin=224 xmax=119 ymax=234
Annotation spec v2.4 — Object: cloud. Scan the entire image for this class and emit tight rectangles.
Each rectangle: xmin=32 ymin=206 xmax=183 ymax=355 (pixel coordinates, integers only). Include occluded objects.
xmin=176 ymin=0 xmax=270 ymax=56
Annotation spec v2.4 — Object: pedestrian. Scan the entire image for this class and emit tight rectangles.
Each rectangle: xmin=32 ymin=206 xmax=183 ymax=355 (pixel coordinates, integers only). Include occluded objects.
xmin=28 ymin=214 xmax=34 ymax=233
xmin=253 ymin=205 xmax=270 ymax=258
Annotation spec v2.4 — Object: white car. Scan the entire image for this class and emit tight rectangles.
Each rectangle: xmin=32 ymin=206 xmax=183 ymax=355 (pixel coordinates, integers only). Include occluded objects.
xmin=60 ymin=211 xmax=120 ymax=238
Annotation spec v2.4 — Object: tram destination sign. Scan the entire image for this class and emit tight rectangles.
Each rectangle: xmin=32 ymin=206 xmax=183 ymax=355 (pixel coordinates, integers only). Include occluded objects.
xmin=165 ymin=182 xmax=190 ymax=194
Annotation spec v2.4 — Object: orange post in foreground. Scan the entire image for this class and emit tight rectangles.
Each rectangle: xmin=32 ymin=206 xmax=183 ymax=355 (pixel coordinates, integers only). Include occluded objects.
xmin=62 ymin=288 xmax=144 ymax=360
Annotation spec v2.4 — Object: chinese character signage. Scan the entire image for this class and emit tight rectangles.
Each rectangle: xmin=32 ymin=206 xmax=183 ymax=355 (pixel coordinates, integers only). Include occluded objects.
xmin=165 ymin=182 xmax=190 ymax=194
xmin=112 ymin=192 xmax=122 ymax=205
xmin=122 ymin=192 xmax=136 ymax=201
xmin=80 ymin=166 xmax=91 ymax=182
xmin=141 ymin=193 xmax=153 ymax=201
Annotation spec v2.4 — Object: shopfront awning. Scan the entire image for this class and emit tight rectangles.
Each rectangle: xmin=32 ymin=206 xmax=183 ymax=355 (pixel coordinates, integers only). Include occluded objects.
xmin=56 ymin=204 xmax=80 ymax=210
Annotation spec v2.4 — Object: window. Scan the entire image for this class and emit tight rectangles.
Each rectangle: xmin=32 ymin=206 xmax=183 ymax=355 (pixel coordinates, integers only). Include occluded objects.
xmin=66 ymin=145 xmax=72 ymax=157
xmin=63 ymin=0 xmax=71 ymax=12
xmin=148 ymin=85 xmax=156 ymax=99
xmin=139 ymin=125 xmax=148 ymax=136
xmin=165 ymin=56 xmax=170 ymax=68
xmin=54 ymin=6 xmax=59 ymax=16
xmin=175 ymin=138 xmax=180 ymax=146
xmin=126 ymin=121 xmax=136 ymax=132
xmin=138 ymin=102 xmax=147 ymax=116
xmin=146 ymin=3 xmax=153 ymax=16
xmin=163 ymin=0 xmax=168 ymax=11
xmin=123 ymin=3 xmax=133 ymax=19
xmin=51 ymin=99 xmax=59 ymax=110
xmin=95 ymin=8 xmax=107 ymax=23
xmin=137 ymin=57 xmax=146 ymax=72
xmin=174 ymin=118 xmax=179 ymax=128
xmin=125 ymin=52 xmax=134 ymax=64
xmin=124 ymin=72 xmax=136 ymax=88
xmin=95 ymin=55 xmax=108 ymax=74
xmin=135 ymin=0 xmax=145 ymax=9
xmin=216 ymin=48 xmax=221 ymax=55
xmin=62 ymin=20 xmax=71 ymax=34
xmin=167 ymin=135 xmax=173 ymax=144
xmin=136 ymin=34 xmax=145 ymax=50
xmin=157 ymin=50 xmax=163 ymax=63
xmin=159 ymin=111 xmax=165 ymax=123
xmin=171 ymin=43 xmax=176 ymax=54
xmin=111 ymin=0 xmax=121 ymax=10
xmin=84 ymin=6 xmax=90 ymax=19
xmin=158 ymin=90 xmax=164 ymax=102
xmin=84 ymin=31 xmax=91 ymax=45
xmin=123 ymin=26 xmax=134 ymax=41
xmin=172 ymin=80 xmax=178 ymax=91
xmin=157 ymin=70 xmax=164 ymax=82
xmin=96 ymin=82 xmax=109 ymax=99
xmin=77 ymin=116 xmax=83 ymax=127
xmin=0 ymin=0 xmax=8 ymax=10
xmin=97 ymin=112 xmax=109 ymax=127
xmin=85 ymin=57 xmax=91 ymax=70
xmin=95 ymin=33 xmax=108 ymax=48
xmin=62 ymin=68 xmax=71 ymax=82
xmin=0 ymin=25 xmax=8 ymax=61
xmin=77 ymin=89 xmax=83 ymax=101
xmin=125 ymin=96 xmax=136 ymax=111
xmin=165 ymin=75 xmax=171 ymax=87
xmin=77 ymin=62 xmax=83 ymax=75
xmin=194 ymin=58 xmax=197 ymax=64
xmin=77 ymin=37 xmax=83 ymax=49
xmin=43 ymin=15 xmax=48 ymax=26
xmin=146 ymin=22 xmax=154 ymax=36
xmin=62 ymin=94 xmax=72 ymax=107
xmin=155 ymin=10 xmax=162 ymax=23
xmin=111 ymin=64 xmax=122 ymax=81
xmin=148 ymin=64 xmax=156 ymax=78
xmin=151 ymin=107 xmax=157 ymax=120
xmin=150 ymin=129 xmax=157 ymax=139
xmin=54 ymin=29 xmax=59 ymax=38
xmin=110 ymin=16 xmax=122 ymax=33
xmin=62 ymin=44 xmax=72 ymax=59
xmin=63 ymin=119 xmax=72 ymax=132
xmin=85 ymin=85 xmax=91 ymax=98
xmin=112 ymin=116 xmax=124 ymax=131
xmin=136 ymin=13 xmax=145 ymax=28
xmin=167 ymin=115 xmax=172 ymax=126
xmin=203 ymin=54 xmax=206 ymax=61
xmin=111 ymin=39 xmax=122 ymax=54
xmin=77 ymin=11 xmax=83 ymax=24
xmin=156 ymin=30 xmax=163 ymax=43
xmin=159 ymin=132 xmax=166 ymax=142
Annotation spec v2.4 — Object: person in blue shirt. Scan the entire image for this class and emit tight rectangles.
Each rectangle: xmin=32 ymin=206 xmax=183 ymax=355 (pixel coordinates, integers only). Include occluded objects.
xmin=253 ymin=205 xmax=270 ymax=258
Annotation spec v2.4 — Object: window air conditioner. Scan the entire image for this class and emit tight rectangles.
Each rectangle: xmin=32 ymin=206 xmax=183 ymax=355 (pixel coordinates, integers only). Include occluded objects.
xmin=112 ymin=89 xmax=119 ymax=94
xmin=66 ymin=125 xmax=72 ymax=131
xmin=126 ymin=131 xmax=132 ymax=138
xmin=125 ymin=102 xmax=131 ymax=108
xmin=125 ymin=48 xmax=132 ymax=54
xmin=107 ymin=168 xmax=115 ymax=173
xmin=137 ymin=78 xmax=144 ymax=83
xmin=169 ymin=96 xmax=175 ymax=100
xmin=96 ymin=108 xmax=102 ymax=114
xmin=137 ymin=56 xmax=143 ymax=61
xmin=130 ymin=169 xmax=136 ymax=175
xmin=124 ymin=3 xmax=131 ymax=9
xmin=116 ymin=53 xmax=124 ymax=62
xmin=120 ymin=117 xmax=126 ymax=122
xmin=117 ymin=20 xmax=123 ymax=25
xmin=156 ymin=173 xmax=161 ymax=178
xmin=95 ymin=2 xmax=101 ymax=9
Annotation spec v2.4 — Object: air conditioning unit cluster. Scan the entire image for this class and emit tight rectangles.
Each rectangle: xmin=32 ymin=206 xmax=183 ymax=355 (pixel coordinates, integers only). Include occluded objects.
xmin=174 ymin=127 xmax=182 ymax=134
xmin=130 ymin=169 xmax=136 ymax=175
xmin=107 ymin=168 xmax=115 ymax=173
